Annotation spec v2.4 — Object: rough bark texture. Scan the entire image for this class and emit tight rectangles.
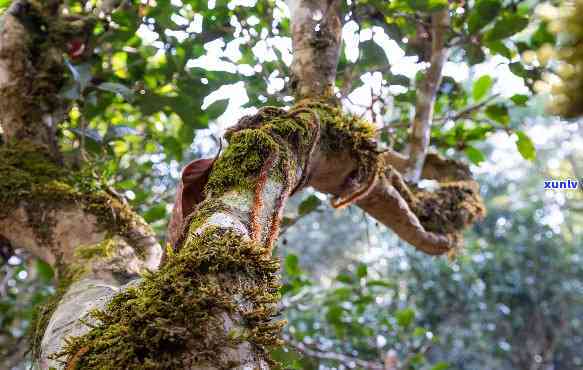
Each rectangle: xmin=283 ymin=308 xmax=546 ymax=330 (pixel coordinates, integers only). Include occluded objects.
xmin=286 ymin=0 xmax=342 ymax=98
xmin=0 ymin=1 xmax=484 ymax=369
xmin=0 ymin=1 xmax=69 ymax=158
xmin=0 ymin=2 xmax=162 ymax=369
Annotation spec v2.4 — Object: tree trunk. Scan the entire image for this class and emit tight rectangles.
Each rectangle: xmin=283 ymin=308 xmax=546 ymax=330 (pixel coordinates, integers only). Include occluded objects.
xmin=0 ymin=1 xmax=483 ymax=369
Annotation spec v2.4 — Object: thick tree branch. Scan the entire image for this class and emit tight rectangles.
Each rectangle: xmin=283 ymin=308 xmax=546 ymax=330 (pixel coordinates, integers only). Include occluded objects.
xmin=0 ymin=1 xmax=484 ymax=368
xmin=286 ymin=0 xmax=342 ymax=98
xmin=0 ymin=1 xmax=66 ymax=158
xmin=407 ymin=10 xmax=450 ymax=182
xmin=0 ymin=3 xmax=163 ymax=368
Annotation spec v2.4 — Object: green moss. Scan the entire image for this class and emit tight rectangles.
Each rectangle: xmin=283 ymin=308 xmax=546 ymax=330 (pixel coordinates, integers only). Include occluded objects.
xmin=410 ymin=181 xmax=485 ymax=234
xmin=32 ymin=102 xmax=384 ymax=368
xmin=205 ymin=100 xmax=377 ymax=199
xmin=206 ymin=129 xmax=280 ymax=196
xmin=56 ymin=227 xmax=283 ymax=369
xmin=75 ymin=238 xmax=117 ymax=260
xmin=0 ymin=141 xmax=147 ymax=256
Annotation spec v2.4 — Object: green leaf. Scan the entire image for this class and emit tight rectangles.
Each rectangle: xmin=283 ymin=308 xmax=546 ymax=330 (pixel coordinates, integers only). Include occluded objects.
xmin=486 ymin=41 xmax=512 ymax=59
xmin=205 ymin=98 xmax=229 ymax=120
xmin=485 ymin=14 xmax=529 ymax=42
xmin=473 ymin=75 xmax=493 ymax=101
xmin=359 ymin=40 xmax=387 ymax=67
xmin=395 ymin=308 xmax=415 ymax=328
xmin=468 ymin=0 xmax=501 ymax=34
xmin=336 ymin=274 xmax=353 ymax=284
xmin=511 ymin=94 xmax=529 ymax=106
xmin=413 ymin=327 xmax=427 ymax=337
xmin=367 ymin=279 xmax=393 ymax=288
xmin=431 ymin=362 xmax=450 ymax=370
xmin=284 ymin=254 xmax=301 ymax=276
xmin=530 ymin=23 xmax=555 ymax=48
xmin=143 ymin=204 xmax=167 ymax=223
xmin=35 ymin=259 xmax=54 ymax=283
xmin=66 ymin=63 xmax=93 ymax=93
xmin=325 ymin=305 xmax=344 ymax=325
xmin=465 ymin=146 xmax=486 ymax=165
xmin=97 ymin=82 xmax=135 ymax=102
xmin=298 ymin=195 xmax=321 ymax=216
xmin=509 ymin=62 xmax=528 ymax=78
xmin=356 ymin=263 xmax=368 ymax=279
xmin=485 ymin=104 xmax=510 ymax=125
xmin=70 ymin=127 xmax=103 ymax=143
xmin=407 ymin=0 xmax=448 ymax=11
xmin=0 ymin=0 xmax=11 ymax=9
xmin=515 ymin=131 xmax=536 ymax=160
xmin=104 ymin=125 xmax=140 ymax=142
xmin=465 ymin=44 xmax=486 ymax=65
xmin=161 ymin=136 xmax=183 ymax=161
xmin=388 ymin=74 xmax=410 ymax=87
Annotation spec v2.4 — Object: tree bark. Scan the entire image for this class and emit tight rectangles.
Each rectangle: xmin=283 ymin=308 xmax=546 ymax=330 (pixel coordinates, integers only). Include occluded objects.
xmin=0 ymin=1 xmax=483 ymax=369
xmin=286 ymin=0 xmax=342 ymax=98
xmin=406 ymin=10 xmax=449 ymax=182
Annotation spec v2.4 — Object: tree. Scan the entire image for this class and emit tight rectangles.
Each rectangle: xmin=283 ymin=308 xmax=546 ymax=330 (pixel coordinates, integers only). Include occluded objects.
xmin=0 ymin=0 xmax=572 ymax=368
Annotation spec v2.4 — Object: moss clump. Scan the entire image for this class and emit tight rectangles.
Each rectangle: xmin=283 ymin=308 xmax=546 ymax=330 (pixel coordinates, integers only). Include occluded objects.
xmin=57 ymin=227 xmax=283 ymax=369
xmin=411 ymin=181 xmax=485 ymax=234
xmin=0 ymin=141 xmax=147 ymax=256
xmin=296 ymin=100 xmax=376 ymax=155
xmin=206 ymin=108 xmax=316 ymax=197
xmin=74 ymin=238 xmax=117 ymax=260
xmin=206 ymin=129 xmax=280 ymax=196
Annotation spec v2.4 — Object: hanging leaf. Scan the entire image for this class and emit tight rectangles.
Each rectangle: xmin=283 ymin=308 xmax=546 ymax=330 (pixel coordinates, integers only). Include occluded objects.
xmin=473 ymin=75 xmax=493 ymax=101
xmin=356 ymin=263 xmax=368 ymax=279
xmin=485 ymin=104 xmax=510 ymax=125
xmin=298 ymin=194 xmax=322 ymax=216
xmin=284 ymin=254 xmax=301 ymax=276
xmin=515 ymin=131 xmax=536 ymax=160
xmin=205 ymin=98 xmax=229 ymax=120
xmin=465 ymin=146 xmax=486 ymax=165
xmin=35 ymin=259 xmax=54 ymax=283
xmin=485 ymin=14 xmax=529 ymax=42
xmin=465 ymin=44 xmax=486 ymax=65
xmin=468 ymin=0 xmax=501 ymax=34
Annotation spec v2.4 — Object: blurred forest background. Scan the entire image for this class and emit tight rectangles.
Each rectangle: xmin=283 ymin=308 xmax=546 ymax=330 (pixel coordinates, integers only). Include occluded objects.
xmin=1 ymin=0 xmax=582 ymax=369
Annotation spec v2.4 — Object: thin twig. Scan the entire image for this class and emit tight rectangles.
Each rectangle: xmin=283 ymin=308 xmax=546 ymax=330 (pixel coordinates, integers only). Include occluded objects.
xmin=283 ymin=334 xmax=385 ymax=369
